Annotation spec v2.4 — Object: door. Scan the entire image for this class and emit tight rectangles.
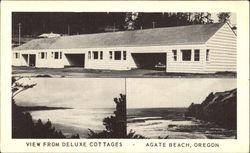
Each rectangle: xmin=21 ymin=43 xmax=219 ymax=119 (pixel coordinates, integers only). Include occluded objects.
xmin=29 ymin=54 xmax=36 ymax=67
xmin=131 ymin=53 xmax=166 ymax=70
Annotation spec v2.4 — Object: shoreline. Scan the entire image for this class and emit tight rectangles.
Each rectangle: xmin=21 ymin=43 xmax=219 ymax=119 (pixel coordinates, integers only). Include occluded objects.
xmin=18 ymin=105 xmax=73 ymax=112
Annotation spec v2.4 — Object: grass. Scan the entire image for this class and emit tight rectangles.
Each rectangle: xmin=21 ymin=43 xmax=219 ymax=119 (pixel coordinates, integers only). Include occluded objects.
xmin=12 ymin=66 xmax=236 ymax=78
xmin=144 ymin=71 xmax=236 ymax=78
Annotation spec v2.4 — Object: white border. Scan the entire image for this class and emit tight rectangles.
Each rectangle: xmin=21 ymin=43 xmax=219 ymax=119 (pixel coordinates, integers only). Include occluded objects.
xmin=1 ymin=1 xmax=249 ymax=153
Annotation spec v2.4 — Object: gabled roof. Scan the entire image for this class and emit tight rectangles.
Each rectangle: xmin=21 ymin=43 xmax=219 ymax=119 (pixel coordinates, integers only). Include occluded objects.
xmin=14 ymin=23 xmax=225 ymax=50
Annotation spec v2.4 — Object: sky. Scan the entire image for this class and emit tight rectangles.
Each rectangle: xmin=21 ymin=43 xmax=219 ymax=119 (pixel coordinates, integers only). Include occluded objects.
xmin=15 ymin=78 xmax=125 ymax=109
xmin=14 ymin=78 xmax=236 ymax=109
xmin=127 ymin=78 xmax=236 ymax=108
xmin=211 ymin=13 xmax=236 ymax=25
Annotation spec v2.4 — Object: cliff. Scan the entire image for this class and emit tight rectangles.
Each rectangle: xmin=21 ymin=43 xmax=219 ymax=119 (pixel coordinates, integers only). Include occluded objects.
xmin=185 ymin=88 xmax=237 ymax=130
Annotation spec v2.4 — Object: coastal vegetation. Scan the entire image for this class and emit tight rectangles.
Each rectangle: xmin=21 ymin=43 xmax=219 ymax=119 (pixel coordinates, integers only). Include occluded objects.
xmin=12 ymin=77 xmax=79 ymax=138
xmin=88 ymin=94 xmax=147 ymax=139
xmin=12 ymin=76 xmax=236 ymax=139
xmin=185 ymin=88 xmax=237 ymax=130
xmin=172 ymin=88 xmax=238 ymax=139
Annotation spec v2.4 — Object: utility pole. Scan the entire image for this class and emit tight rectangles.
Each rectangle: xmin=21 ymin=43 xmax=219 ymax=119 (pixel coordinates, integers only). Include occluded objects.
xmin=18 ymin=23 xmax=21 ymax=46
xmin=152 ymin=21 xmax=156 ymax=29
xmin=113 ymin=23 xmax=116 ymax=32
xmin=42 ymin=23 xmax=46 ymax=33
xmin=67 ymin=24 xmax=70 ymax=35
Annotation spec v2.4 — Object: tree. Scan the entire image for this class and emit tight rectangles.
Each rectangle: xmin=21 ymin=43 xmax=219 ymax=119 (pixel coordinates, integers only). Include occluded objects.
xmin=130 ymin=12 xmax=213 ymax=31
xmin=12 ymin=77 xmax=37 ymax=99
xmin=88 ymin=94 xmax=146 ymax=138
xmin=217 ymin=12 xmax=231 ymax=23
xmin=11 ymin=77 xmax=79 ymax=138
xmin=191 ymin=12 xmax=213 ymax=24
xmin=124 ymin=12 xmax=139 ymax=30
xmin=88 ymin=94 xmax=127 ymax=138
xmin=87 ymin=93 xmax=169 ymax=139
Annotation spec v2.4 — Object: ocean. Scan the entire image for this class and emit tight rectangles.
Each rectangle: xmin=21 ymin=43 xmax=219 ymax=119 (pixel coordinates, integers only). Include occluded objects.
xmin=29 ymin=108 xmax=115 ymax=138
xmin=14 ymin=78 xmax=236 ymax=139
xmin=28 ymin=107 xmax=236 ymax=139
xmin=127 ymin=108 xmax=205 ymax=139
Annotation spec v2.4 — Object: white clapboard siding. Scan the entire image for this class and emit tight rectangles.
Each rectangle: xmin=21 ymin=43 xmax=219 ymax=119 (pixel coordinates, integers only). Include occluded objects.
xmin=12 ymin=52 xmax=23 ymax=66
xmin=126 ymin=45 xmax=207 ymax=73
xmin=12 ymin=50 xmax=37 ymax=67
xmin=205 ymin=23 xmax=237 ymax=73
xmin=37 ymin=51 xmax=64 ymax=68
xmin=84 ymin=49 xmax=130 ymax=70
xmin=12 ymin=23 xmax=237 ymax=73
xmin=85 ymin=58 xmax=130 ymax=70
xmin=166 ymin=46 xmax=207 ymax=73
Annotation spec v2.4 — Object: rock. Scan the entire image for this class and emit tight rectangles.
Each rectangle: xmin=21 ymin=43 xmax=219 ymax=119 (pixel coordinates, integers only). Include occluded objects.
xmin=185 ymin=103 xmax=202 ymax=117
xmin=185 ymin=89 xmax=236 ymax=130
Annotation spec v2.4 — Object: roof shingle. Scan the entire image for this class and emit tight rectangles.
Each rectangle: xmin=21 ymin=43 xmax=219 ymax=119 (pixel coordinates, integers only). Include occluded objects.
xmin=14 ymin=23 xmax=224 ymax=50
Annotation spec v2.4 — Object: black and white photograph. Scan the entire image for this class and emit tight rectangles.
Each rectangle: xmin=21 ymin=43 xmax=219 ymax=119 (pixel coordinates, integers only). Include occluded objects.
xmin=12 ymin=78 xmax=126 ymax=138
xmin=11 ymin=77 xmax=237 ymax=139
xmin=12 ymin=12 xmax=236 ymax=78
xmin=1 ymin=1 xmax=249 ymax=152
xmin=10 ymin=12 xmax=238 ymax=139
xmin=127 ymin=78 xmax=237 ymax=139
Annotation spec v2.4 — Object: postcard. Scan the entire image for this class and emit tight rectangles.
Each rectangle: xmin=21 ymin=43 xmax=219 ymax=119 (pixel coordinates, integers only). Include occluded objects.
xmin=1 ymin=1 xmax=249 ymax=153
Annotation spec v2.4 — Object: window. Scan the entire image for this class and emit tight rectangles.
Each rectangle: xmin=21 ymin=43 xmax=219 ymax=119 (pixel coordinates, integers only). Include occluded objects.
xmin=100 ymin=51 xmax=103 ymax=60
xmin=181 ymin=49 xmax=191 ymax=61
xmin=54 ymin=52 xmax=59 ymax=59
xmin=206 ymin=49 xmax=210 ymax=61
xmin=109 ymin=51 xmax=113 ymax=60
xmin=53 ymin=52 xmax=62 ymax=59
xmin=41 ymin=52 xmax=46 ymax=59
xmin=93 ymin=51 xmax=98 ymax=59
xmin=39 ymin=52 xmax=46 ymax=59
xmin=194 ymin=49 xmax=200 ymax=61
xmin=88 ymin=51 xmax=91 ymax=59
xmin=14 ymin=53 xmax=20 ymax=59
xmin=172 ymin=50 xmax=177 ymax=61
xmin=114 ymin=51 xmax=121 ymax=60
xmin=123 ymin=51 xmax=126 ymax=60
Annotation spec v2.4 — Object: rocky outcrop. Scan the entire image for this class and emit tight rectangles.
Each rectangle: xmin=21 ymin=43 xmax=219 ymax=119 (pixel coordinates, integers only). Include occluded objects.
xmin=185 ymin=89 xmax=236 ymax=130
xmin=185 ymin=103 xmax=202 ymax=117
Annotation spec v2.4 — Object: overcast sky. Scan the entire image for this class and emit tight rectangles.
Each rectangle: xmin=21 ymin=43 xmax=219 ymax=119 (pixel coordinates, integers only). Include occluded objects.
xmin=211 ymin=13 xmax=236 ymax=25
xmin=127 ymin=78 xmax=236 ymax=108
xmin=15 ymin=78 xmax=236 ymax=109
xmin=15 ymin=78 xmax=125 ymax=109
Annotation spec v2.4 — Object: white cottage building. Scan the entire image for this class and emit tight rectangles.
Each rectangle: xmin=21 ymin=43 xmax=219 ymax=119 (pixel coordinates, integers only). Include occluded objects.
xmin=12 ymin=22 xmax=236 ymax=73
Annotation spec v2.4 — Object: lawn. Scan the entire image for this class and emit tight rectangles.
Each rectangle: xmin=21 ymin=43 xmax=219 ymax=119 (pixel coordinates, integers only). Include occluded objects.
xmin=12 ymin=66 xmax=236 ymax=78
